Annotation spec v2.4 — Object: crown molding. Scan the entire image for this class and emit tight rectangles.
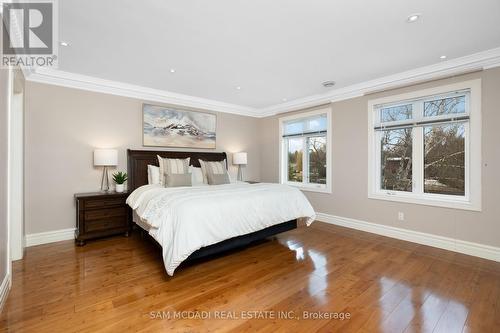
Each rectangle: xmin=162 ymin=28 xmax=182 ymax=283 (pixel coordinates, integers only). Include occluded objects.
xmin=24 ymin=47 xmax=500 ymax=118
xmin=27 ymin=68 xmax=258 ymax=117
xmin=258 ymin=46 xmax=500 ymax=117
xmin=483 ymin=61 xmax=500 ymax=70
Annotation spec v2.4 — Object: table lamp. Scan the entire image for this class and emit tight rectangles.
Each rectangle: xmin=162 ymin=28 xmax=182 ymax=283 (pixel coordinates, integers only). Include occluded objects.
xmin=233 ymin=152 xmax=247 ymax=181
xmin=94 ymin=149 xmax=118 ymax=191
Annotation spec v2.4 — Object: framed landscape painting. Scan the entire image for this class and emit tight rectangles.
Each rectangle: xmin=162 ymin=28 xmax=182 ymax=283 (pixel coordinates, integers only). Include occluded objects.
xmin=143 ymin=104 xmax=217 ymax=149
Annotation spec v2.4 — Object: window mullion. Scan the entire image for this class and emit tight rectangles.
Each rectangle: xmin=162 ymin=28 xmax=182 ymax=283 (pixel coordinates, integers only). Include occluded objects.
xmin=284 ymin=138 xmax=289 ymax=183
xmin=375 ymin=131 xmax=382 ymax=192
xmin=303 ymin=136 xmax=309 ymax=185
xmin=464 ymin=122 xmax=470 ymax=201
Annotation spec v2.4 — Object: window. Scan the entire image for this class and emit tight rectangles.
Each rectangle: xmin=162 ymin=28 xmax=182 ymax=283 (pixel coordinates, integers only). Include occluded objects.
xmin=279 ymin=108 xmax=331 ymax=193
xmin=368 ymin=80 xmax=481 ymax=211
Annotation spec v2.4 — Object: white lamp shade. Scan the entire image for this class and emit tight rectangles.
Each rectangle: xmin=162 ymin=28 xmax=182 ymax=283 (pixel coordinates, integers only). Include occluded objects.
xmin=233 ymin=152 xmax=247 ymax=165
xmin=94 ymin=149 xmax=118 ymax=166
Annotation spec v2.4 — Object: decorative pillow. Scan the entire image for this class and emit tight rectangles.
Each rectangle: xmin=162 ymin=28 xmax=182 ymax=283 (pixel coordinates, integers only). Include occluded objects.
xmin=165 ymin=173 xmax=192 ymax=187
xmin=189 ymin=166 xmax=205 ymax=186
xmin=198 ymin=160 xmax=209 ymax=184
xmin=207 ymin=172 xmax=230 ymax=185
xmin=147 ymin=165 xmax=160 ymax=185
xmin=157 ymin=156 xmax=190 ymax=185
xmin=199 ymin=159 xmax=229 ymax=185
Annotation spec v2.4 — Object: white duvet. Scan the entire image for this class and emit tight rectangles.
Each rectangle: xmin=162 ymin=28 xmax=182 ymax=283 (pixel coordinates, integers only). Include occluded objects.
xmin=126 ymin=183 xmax=316 ymax=275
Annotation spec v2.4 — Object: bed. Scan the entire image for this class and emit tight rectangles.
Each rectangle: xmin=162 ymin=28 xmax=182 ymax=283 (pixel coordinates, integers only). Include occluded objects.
xmin=126 ymin=149 xmax=315 ymax=275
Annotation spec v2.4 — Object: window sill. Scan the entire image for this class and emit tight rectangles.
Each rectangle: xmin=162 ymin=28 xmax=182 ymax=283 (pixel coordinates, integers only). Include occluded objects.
xmin=285 ymin=182 xmax=332 ymax=194
xmin=368 ymin=192 xmax=481 ymax=211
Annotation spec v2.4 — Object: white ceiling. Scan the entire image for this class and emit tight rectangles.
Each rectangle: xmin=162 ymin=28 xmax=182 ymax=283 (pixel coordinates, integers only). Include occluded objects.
xmin=56 ymin=0 xmax=500 ymax=111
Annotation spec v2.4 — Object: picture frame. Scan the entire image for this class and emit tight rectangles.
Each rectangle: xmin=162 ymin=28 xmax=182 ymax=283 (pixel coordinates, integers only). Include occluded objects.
xmin=142 ymin=104 xmax=217 ymax=149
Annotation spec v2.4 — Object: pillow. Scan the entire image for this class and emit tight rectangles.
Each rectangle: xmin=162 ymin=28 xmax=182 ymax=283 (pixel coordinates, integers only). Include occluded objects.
xmin=199 ymin=159 xmax=230 ymax=185
xmin=190 ymin=166 xmax=205 ymax=186
xmin=165 ymin=173 xmax=192 ymax=187
xmin=198 ymin=160 xmax=209 ymax=184
xmin=157 ymin=156 xmax=190 ymax=185
xmin=147 ymin=165 xmax=160 ymax=185
xmin=207 ymin=172 xmax=230 ymax=185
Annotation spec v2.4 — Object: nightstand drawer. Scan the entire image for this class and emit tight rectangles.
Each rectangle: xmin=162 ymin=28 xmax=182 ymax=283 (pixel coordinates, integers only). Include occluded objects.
xmin=84 ymin=216 xmax=127 ymax=233
xmin=84 ymin=207 xmax=127 ymax=221
xmin=84 ymin=197 xmax=126 ymax=209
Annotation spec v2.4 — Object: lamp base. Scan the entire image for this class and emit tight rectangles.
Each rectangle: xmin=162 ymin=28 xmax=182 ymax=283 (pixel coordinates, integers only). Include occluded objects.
xmin=237 ymin=165 xmax=243 ymax=182
xmin=100 ymin=166 xmax=110 ymax=191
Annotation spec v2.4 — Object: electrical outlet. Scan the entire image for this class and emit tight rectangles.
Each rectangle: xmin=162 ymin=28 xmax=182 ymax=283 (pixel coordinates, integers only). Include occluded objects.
xmin=398 ymin=212 xmax=405 ymax=221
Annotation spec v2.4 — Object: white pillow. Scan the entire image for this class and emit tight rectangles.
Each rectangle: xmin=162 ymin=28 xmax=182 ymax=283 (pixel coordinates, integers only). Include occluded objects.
xmin=157 ymin=155 xmax=190 ymax=186
xmin=147 ymin=165 xmax=160 ymax=185
xmin=190 ymin=166 xmax=205 ymax=186
xmin=199 ymin=159 xmax=227 ymax=184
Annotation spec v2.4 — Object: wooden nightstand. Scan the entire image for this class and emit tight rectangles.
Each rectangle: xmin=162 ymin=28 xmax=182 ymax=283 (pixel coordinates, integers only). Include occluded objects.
xmin=74 ymin=191 xmax=131 ymax=246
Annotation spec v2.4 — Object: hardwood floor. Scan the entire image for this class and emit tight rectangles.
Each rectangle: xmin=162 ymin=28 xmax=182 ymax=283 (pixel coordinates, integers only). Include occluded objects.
xmin=1 ymin=222 xmax=499 ymax=333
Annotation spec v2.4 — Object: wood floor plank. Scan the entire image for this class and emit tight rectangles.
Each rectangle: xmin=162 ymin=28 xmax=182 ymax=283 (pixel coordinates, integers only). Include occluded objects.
xmin=1 ymin=222 xmax=499 ymax=333
xmin=461 ymin=270 xmax=500 ymax=333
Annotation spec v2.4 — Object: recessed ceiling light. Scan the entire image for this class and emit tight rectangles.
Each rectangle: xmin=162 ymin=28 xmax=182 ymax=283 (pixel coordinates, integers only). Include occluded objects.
xmin=322 ymin=81 xmax=336 ymax=88
xmin=170 ymin=69 xmax=176 ymax=73
xmin=60 ymin=41 xmax=70 ymax=47
xmin=236 ymin=86 xmax=241 ymax=90
xmin=439 ymin=55 xmax=447 ymax=60
xmin=407 ymin=14 xmax=421 ymax=23
xmin=282 ymin=98 xmax=288 ymax=102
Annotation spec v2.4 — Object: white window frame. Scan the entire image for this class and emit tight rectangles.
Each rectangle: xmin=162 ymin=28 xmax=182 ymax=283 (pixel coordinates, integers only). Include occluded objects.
xmin=279 ymin=108 xmax=332 ymax=193
xmin=368 ymin=79 xmax=482 ymax=211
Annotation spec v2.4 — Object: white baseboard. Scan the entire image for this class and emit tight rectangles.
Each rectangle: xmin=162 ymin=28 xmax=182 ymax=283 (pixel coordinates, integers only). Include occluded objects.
xmin=25 ymin=228 xmax=76 ymax=247
xmin=0 ymin=273 xmax=11 ymax=313
xmin=315 ymin=213 xmax=500 ymax=263
xmin=21 ymin=217 xmax=500 ymax=263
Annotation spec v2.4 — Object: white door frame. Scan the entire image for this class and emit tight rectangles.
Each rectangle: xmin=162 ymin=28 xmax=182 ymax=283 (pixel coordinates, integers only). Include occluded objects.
xmin=9 ymin=69 xmax=25 ymax=262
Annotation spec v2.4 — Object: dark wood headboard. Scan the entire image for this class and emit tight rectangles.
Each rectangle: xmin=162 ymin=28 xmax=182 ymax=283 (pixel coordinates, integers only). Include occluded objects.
xmin=127 ymin=149 xmax=227 ymax=191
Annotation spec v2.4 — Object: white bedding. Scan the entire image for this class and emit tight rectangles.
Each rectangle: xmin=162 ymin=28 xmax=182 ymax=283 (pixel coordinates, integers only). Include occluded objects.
xmin=127 ymin=183 xmax=315 ymax=275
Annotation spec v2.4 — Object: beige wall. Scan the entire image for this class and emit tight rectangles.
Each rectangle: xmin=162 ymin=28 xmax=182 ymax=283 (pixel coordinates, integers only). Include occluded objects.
xmin=25 ymin=82 xmax=261 ymax=234
xmin=24 ymin=68 xmax=500 ymax=248
xmin=0 ymin=69 xmax=9 ymax=285
xmin=260 ymin=67 xmax=500 ymax=248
